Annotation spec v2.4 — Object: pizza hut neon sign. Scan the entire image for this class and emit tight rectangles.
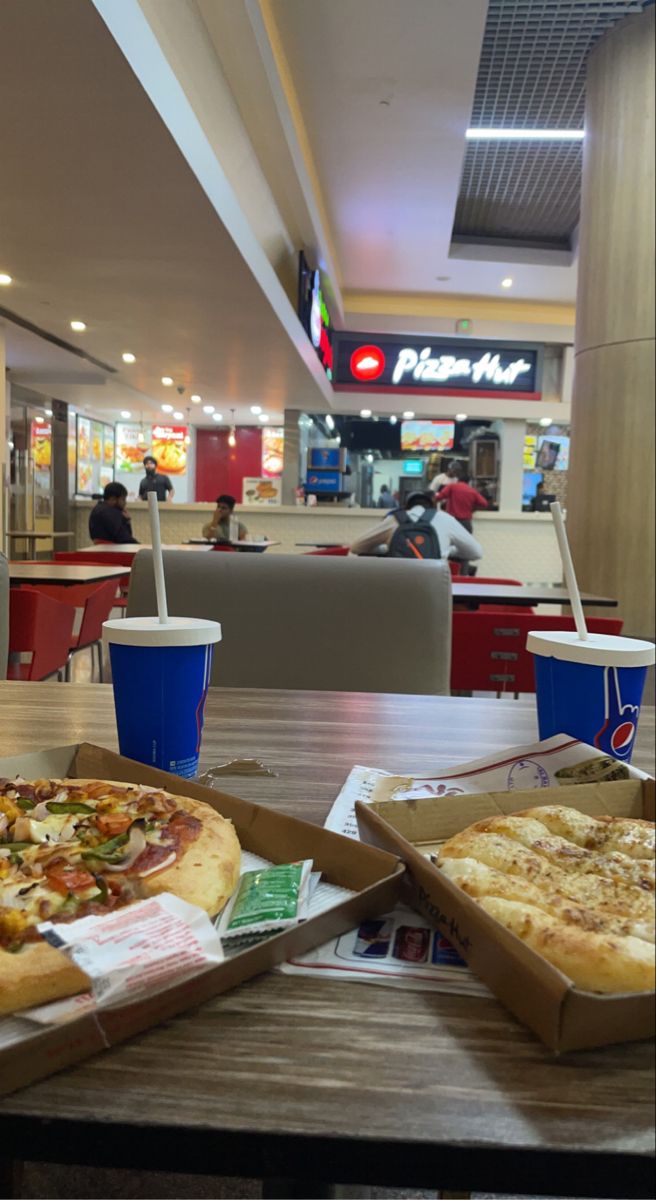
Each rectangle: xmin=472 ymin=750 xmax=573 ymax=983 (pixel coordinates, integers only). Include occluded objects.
xmin=334 ymin=334 xmax=541 ymax=395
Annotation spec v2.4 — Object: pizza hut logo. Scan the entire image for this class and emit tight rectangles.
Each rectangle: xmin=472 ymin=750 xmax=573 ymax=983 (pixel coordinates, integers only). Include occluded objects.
xmin=350 ymin=344 xmax=385 ymax=382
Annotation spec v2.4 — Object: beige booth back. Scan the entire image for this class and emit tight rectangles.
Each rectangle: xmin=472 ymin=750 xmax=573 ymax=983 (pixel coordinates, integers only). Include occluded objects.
xmin=0 ymin=553 xmax=8 ymax=681
xmin=127 ymin=551 xmax=452 ymax=694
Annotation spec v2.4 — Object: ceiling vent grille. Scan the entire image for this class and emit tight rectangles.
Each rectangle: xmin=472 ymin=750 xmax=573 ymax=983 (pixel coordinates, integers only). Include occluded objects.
xmin=454 ymin=0 xmax=643 ymax=245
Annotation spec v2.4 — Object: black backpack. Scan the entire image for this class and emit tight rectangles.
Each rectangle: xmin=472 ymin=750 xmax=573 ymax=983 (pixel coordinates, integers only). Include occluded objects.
xmin=388 ymin=508 xmax=441 ymax=559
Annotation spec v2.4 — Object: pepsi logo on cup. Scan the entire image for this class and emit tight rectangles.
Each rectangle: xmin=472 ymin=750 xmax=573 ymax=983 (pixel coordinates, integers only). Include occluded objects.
xmin=594 ymin=667 xmax=640 ymax=761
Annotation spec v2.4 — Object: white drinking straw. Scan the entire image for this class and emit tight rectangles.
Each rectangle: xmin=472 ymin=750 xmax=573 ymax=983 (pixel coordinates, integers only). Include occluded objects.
xmin=147 ymin=491 xmax=169 ymax=624
xmin=550 ymin=501 xmax=588 ymax=641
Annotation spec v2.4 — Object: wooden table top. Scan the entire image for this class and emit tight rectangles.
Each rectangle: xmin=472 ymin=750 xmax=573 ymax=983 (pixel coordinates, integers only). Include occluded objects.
xmin=452 ymin=582 xmax=618 ymax=606
xmin=77 ymin=543 xmax=213 ymax=554
xmin=9 ymin=563 xmax=130 ymax=585
xmin=0 ymin=683 xmax=653 ymax=1196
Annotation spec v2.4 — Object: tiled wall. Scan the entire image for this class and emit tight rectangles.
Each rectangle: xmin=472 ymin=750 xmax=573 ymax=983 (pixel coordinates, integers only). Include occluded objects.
xmin=71 ymin=504 xmax=562 ymax=584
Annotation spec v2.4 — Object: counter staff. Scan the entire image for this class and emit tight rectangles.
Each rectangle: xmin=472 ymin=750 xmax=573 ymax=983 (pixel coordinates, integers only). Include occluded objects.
xmin=138 ymin=456 xmax=174 ymax=502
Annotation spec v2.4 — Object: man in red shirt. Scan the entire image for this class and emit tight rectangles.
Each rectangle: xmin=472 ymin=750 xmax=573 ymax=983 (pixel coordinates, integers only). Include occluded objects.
xmin=437 ymin=466 xmax=489 ymax=533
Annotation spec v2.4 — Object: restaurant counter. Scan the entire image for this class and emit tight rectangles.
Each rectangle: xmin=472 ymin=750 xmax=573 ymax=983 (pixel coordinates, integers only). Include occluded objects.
xmin=70 ymin=501 xmax=562 ymax=585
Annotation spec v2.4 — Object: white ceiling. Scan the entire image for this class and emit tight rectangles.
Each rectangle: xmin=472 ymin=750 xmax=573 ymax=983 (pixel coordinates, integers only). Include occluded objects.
xmin=268 ymin=0 xmax=578 ymax=303
xmin=0 ymin=0 xmax=329 ymax=425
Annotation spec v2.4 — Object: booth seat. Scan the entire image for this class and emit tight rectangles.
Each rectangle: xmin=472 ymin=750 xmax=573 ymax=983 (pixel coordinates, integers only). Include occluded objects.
xmin=0 ymin=553 xmax=8 ymax=680
xmin=128 ymin=551 xmax=452 ymax=695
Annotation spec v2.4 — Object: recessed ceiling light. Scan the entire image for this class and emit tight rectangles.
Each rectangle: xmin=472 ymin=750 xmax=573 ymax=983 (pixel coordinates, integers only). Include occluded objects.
xmin=389 ymin=415 xmax=398 ymax=425
xmin=360 ymin=409 xmax=372 ymax=418
xmin=258 ymin=413 xmax=269 ymax=423
xmin=203 ymin=405 xmax=215 ymax=414
xmin=191 ymin=394 xmax=201 ymax=403
xmin=173 ymin=411 xmax=184 ymax=420
xmin=45 ymin=408 xmax=53 ymax=417
xmin=0 ymin=273 xmax=12 ymax=286
xmin=250 ymin=405 xmax=262 ymax=415
xmin=466 ymin=128 xmax=584 ymax=141
xmin=365 ymin=453 xmax=374 ymax=463
xmin=120 ymin=410 xmax=132 ymax=419
xmin=212 ymin=413 xmax=223 ymax=422
xmin=70 ymin=320 xmax=86 ymax=332
xmin=122 ymin=352 xmax=136 ymax=364
xmin=161 ymin=376 xmax=174 ymax=386
xmin=455 ymin=413 xmax=468 ymax=422
xmin=325 ymin=414 xmax=335 ymax=430
xmin=402 ymin=411 xmax=415 ymax=419
xmin=34 ymin=416 xmax=44 ymax=424
xmin=161 ymin=404 xmax=174 ymax=414
xmin=539 ymin=416 xmax=553 ymax=427
xmin=501 ymin=277 xmax=513 ymax=289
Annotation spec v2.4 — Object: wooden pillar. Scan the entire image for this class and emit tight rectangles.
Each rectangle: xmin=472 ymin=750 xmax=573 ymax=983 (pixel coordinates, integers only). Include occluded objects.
xmin=0 ymin=328 xmax=7 ymax=556
xmin=567 ymin=6 xmax=655 ymax=636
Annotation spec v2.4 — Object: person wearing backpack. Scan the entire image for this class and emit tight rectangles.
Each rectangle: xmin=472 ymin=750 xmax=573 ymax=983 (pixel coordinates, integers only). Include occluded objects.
xmin=349 ymin=491 xmax=483 ymax=564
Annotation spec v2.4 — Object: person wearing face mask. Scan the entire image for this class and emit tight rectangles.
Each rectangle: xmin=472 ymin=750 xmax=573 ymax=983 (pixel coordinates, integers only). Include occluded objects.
xmin=138 ymin=456 xmax=174 ymax=502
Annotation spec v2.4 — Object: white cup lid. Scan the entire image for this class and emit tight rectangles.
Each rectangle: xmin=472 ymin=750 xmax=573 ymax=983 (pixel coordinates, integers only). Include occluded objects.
xmin=527 ymin=630 xmax=655 ymax=667
xmin=103 ymin=616 xmax=221 ymax=648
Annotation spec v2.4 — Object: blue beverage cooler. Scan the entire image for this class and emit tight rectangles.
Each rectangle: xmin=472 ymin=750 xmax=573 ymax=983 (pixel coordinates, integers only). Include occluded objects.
xmin=305 ymin=446 xmax=352 ymax=496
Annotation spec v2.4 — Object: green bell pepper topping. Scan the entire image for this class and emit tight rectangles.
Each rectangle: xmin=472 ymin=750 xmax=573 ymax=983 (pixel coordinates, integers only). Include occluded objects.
xmin=0 ymin=841 xmax=33 ymax=851
xmin=93 ymin=875 xmax=109 ymax=905
xmin=16 ymin=797 xmax=36 ymax=811
xmin=46 ymin=801 xmax=95 ymax=815
xmin=81 ymin=832 xmax=129 ymax=862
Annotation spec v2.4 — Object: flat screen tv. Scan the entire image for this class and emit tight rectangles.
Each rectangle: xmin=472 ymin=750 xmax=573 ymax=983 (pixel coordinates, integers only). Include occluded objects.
xmin=522 ymin=470 xmax=543 ymax=505
xmin=344 ymin=420 xmax=402 ymax=453
xmin=401 ymin=420 xmax=455 ymax=453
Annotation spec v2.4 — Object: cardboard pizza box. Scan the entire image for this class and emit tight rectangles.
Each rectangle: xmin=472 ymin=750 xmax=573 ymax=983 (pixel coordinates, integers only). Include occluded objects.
xmin=0 ymin=743 xmax=404 ymax=1097
xmin=356 ymin=777 xmax=655 ymax=1052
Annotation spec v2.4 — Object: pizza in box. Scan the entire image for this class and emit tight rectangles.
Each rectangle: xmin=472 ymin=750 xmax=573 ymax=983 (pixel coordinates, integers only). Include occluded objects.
xmin=0 ymin=778 xmax=241 ymax=1014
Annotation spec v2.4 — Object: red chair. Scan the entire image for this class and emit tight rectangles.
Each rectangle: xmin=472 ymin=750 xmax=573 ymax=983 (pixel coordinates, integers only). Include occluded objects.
xmin=29 ymin=579 xmax=119 ymax=681
xmin=303 ymin=546 xmax=350 ymax=556
xmin=8 ymin=590 xmax=75 ymax=681
xmin=54 ymin=551 xmax=131 ymax=613
xmin=451 ymin=612 xmax=624 ymax=696
xmin=211 ymin=544 xmax=237 ymax=552
xmin=447 ymin=560 xmax=461 ymax=577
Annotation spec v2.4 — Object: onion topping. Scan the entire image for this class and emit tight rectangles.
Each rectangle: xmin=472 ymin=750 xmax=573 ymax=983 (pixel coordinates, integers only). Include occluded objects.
xmin=103 ymin=825 xmax=148 ymax=872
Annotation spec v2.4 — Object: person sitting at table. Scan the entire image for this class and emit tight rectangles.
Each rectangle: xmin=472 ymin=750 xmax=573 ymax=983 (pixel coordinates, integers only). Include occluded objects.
xmin=201 ymin=495 xmax=248 ymax=542
xmin=349 ymin=490 xmax=482 ymax=564
xmin=89 ymin=482 xmax=139 ymax=544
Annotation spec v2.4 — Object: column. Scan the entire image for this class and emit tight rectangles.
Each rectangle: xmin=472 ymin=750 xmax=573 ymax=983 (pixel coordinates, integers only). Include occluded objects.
xmin=0 ymin=327 xmax=6 ymax=555
xmin=281 ymin=408 xmax=301 ymax=505
xmin=495 ymin=419 xmax=525 ymax=513
xmin=567 ymin=6 xmax=655 ymax=636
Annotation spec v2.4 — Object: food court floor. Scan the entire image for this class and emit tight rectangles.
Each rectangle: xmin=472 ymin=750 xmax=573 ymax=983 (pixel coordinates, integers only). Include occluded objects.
xmin=17 ymin=1163 xmax=592 ymax=1199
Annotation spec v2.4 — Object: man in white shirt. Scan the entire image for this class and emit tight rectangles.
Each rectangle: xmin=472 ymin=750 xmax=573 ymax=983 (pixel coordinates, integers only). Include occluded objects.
xmin=349 ymin=491 xmax=483 ymax=563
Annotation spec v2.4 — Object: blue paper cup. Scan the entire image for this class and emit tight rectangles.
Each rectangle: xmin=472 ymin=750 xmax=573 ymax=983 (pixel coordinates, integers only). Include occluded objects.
xmin=527 ymin=631 xmax=654 ymax=763
xmin=103 ymin=617 xmax=222 ymax=778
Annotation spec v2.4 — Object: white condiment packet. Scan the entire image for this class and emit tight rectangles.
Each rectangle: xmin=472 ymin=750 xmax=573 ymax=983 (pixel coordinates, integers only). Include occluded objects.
xmin=38 ymin=892 xmax=224 ymax=1007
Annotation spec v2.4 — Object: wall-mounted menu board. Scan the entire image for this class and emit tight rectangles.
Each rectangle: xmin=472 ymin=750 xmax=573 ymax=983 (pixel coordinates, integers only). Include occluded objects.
xmin=76 ymin=415 xmax=115 ymax=496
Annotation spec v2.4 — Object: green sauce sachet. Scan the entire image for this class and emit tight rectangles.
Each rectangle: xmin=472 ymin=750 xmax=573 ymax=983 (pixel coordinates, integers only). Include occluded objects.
xmin=218 ymin=860 xmax=313 ymax=941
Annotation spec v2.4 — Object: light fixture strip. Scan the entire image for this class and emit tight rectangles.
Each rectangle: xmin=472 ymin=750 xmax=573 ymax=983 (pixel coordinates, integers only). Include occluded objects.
xmin=466 ymin=128 xmax=584 ymax=141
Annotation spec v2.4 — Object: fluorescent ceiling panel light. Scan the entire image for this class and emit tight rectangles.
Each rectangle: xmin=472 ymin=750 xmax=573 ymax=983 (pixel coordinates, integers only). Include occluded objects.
xmin=466 ymin=128 xmax=584 ymax=141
